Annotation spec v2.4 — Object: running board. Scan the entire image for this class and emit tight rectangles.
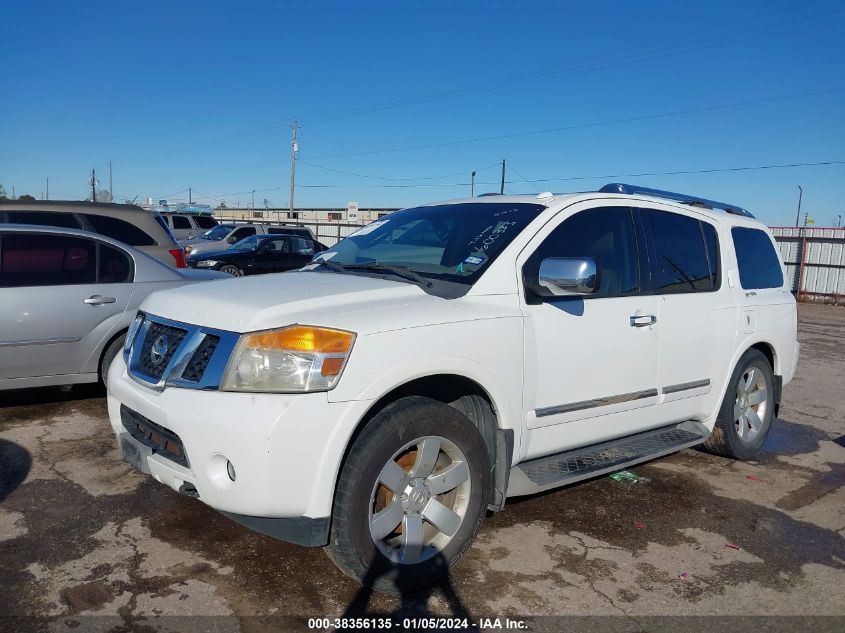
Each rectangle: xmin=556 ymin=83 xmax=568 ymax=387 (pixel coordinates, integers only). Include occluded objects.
xmin=507 ymin=420 xmax=709 ymax=497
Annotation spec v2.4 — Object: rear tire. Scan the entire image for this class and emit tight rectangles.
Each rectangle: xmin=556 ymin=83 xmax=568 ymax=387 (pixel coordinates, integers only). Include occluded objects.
xmin=702 ymin=349 xmax=775 ymax=460
xmin=325 ymin=396 xmax=491 ymax=593
xmin=99 ymin=334 xmax=125 ymax=388
xmin=220 ymin=264 xmax=244 ymax=276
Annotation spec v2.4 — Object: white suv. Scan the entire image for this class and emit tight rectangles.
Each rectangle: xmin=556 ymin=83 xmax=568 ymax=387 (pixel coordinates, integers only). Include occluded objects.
xmin=107 ymin=184 xmax=798 ymax=591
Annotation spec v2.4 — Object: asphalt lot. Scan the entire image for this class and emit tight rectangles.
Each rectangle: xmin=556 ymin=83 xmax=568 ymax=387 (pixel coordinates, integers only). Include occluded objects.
xmin=1 ymin=303 xmax=843 ymax=632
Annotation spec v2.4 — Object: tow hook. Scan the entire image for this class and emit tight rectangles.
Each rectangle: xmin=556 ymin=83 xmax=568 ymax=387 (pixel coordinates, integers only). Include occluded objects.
xmin=178 ymin=482 xmax=200 ymax=498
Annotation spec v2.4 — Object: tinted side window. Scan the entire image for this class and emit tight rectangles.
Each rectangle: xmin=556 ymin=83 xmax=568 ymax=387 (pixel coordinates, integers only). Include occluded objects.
xmin=6 ymin=210 xmax=81 ymax=229
xmin=98 ymin=244 xmax=132 ymax=283
xmin=290 ymin=237 xmax=315 ymax=255
xmin=172 ymin=216 xmax=191 ymax=229
xmin=529 ymin=207 xmax=639 ymax=298
xmin=0 ymin=233 xmax=97 ymax=287
xmin=731 ymin=227 xmax=784 ymax=289
xmin=231 ymin=226 xmax=256 ymax=241
xmin=83 ymin=214 xmax=156 ymax=246
xmin=644 ymin=209 xmax=713 ymax=293
xmin=194 ymin=216 xmax=217 ymax=229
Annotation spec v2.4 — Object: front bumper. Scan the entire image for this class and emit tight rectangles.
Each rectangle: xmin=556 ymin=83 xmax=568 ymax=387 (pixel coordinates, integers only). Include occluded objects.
xmin=107 ymin=355 xmax=372 ymax=539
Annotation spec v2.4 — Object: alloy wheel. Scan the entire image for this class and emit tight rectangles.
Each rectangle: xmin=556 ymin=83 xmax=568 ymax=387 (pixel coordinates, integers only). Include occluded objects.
xmin=369 ymin=435 xmax=471 ymax=565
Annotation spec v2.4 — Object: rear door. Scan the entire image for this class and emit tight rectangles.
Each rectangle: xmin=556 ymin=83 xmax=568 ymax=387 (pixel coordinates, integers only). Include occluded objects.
xmin=0 ymin=232 xmax=134 ymax=379
xmin=169 ymin=215 xmax=194 ymax=240
xmin=639 ymin=206 xmax=736 ymax=424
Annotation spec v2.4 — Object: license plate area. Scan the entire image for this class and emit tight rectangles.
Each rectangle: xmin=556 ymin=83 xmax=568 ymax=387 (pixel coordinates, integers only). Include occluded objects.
xmin=120 ymin=433 xmax=152 ymax=474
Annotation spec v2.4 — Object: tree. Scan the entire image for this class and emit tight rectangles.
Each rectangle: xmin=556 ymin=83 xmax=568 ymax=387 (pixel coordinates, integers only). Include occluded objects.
xmin=88 ymin=189 xmax=113 ymax=203
xmin=0 ymin=184 xmax=7 ymax=201
xmin=17 ymin=194 xmax=36 ymax=201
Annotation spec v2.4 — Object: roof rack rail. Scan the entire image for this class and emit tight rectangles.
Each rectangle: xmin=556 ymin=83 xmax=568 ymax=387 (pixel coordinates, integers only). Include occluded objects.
xmin=599 ymin=183 xmax=754 ymax=218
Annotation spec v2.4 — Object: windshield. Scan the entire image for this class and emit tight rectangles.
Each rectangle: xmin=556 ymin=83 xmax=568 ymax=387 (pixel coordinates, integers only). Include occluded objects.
xmin=231 ymin=235 xmax=265 ymax=251
xmin=314 ymin=202 xmax=544 ymax=287
xmin=201 ymin=224 xmax=236 ymax=240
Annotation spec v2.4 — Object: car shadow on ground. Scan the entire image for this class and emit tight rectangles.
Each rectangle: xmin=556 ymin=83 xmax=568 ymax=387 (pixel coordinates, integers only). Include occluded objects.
xmin=0 ymin=383 xmax=105 ymax=410
xmin=0 ymin=439 xmax=32 ymax=502
xmin=343 ymin=553 xmax=472 ymax=622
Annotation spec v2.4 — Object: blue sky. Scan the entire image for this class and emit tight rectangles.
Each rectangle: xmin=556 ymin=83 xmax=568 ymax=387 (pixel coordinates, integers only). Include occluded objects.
xmin=1 ymin=0 xmax=844 ymax=225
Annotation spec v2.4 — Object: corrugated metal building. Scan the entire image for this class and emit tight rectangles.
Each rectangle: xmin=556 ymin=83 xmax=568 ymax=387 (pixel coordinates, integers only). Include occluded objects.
xmin=771 ymin=226 xmax=845 ymax=303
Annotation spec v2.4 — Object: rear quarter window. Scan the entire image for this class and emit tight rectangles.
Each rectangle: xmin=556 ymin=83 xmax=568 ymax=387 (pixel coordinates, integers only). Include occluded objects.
xmin=83 ymin=213 xmax=156 ymax=246
xmin=5 ymin=210 xmax=81 ymax=229
xmin=731 ymin=227 xmax=784 ymax=289
xmin=194 ymin=216 xmax=217 ymax=229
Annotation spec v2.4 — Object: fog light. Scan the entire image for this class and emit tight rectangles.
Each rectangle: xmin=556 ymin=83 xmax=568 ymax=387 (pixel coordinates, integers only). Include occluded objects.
xmin=226 ymin=460 xmax=236 ymax=481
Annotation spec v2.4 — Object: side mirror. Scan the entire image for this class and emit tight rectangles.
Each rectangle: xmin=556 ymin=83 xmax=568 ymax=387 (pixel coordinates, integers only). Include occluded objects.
xmin=531 ymin=257 xmax=599 ymax=297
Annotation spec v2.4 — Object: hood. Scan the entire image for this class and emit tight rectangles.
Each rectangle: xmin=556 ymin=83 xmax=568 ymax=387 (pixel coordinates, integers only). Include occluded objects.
xmin=139 ymin=270 xmax=516 ymax=335
xmin=187 ymin=247 xmax=246 ymax=261
xmin=141 ymin=271 xmax=426 ymax=334
xmin=177 ymin=268 xmax=231 ymax=281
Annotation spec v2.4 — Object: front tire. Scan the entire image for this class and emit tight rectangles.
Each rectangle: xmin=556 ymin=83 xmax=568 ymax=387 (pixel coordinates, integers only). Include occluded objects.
xmin=325 ymin=396 xmax=491 ymax=593
xmin=220 ymin=264 xmax=244 ymax=276
xmin=702 ymin=349 xmax=775 ymax=460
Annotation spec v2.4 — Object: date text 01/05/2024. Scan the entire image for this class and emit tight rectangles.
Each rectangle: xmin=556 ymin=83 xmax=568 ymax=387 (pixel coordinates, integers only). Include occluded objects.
xmin=306 ymin=617 xmax=527 ymax=630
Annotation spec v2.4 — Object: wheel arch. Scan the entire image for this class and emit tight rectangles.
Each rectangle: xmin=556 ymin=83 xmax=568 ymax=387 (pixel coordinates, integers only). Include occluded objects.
xmin=336 ymin=373 xmax=513 ymax=514
xmin=97 ymin=327 xmax=129 ymax=378
xmin=711 ymin=339 xmax=780 ymax=427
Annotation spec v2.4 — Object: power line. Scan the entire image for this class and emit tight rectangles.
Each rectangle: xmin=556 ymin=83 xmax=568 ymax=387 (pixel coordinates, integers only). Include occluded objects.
xmin=201 ymin=159 xmax=844 ymax=199
xmin=301 ymin=6 xmax=842 ymax=127
xmin=297 ymin=159 xmax=501 ymax=181
xmin=308 ymin=87 xmax=845 ymax=159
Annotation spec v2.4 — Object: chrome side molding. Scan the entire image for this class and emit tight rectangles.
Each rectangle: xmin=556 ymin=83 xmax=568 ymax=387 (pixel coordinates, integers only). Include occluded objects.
xmin=535 ymin=388 xmax=659 ymax=418
xmin=662 ymin=379 xmax=711 ymax=394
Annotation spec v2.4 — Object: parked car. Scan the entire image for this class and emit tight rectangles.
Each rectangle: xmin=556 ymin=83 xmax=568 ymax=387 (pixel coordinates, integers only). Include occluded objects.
xmin=0 ymin=225 xmax=226 ymax=391
xmin=160 ymin=212 xmax=218 ymax=240
xmin=181 ymin=223 xmax=316 ymax=256
xmin=187 ymin=234 xmax=328 ymax=276
xmin=0 ymin=200 xmax=187 ymax=268
xmin=107 ymin=184 xmax=798 ymax=592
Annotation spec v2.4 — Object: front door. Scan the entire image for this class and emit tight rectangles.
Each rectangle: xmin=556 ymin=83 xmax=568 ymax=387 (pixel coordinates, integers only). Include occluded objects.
xmin=519 ymin=204 xmax=660 ymax=460
xmin=0 ymin=232 xmax=133 ymax=379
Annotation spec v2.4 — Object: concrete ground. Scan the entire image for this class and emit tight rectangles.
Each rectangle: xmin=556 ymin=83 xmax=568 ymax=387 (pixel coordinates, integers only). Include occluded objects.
xmin=1 ymin=304 xmax=843 ymax=632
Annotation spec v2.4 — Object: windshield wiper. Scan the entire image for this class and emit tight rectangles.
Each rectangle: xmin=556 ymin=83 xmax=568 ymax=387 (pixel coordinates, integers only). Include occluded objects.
xmin=315 ymin=260 xmax=432 ymax=288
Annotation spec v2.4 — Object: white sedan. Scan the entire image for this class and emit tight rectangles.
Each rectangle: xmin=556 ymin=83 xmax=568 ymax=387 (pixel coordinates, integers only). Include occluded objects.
xmin=0 ymin=224 xmax=227 ymax=390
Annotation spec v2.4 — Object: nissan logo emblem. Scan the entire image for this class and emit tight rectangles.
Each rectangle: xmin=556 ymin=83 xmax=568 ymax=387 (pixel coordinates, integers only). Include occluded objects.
xmin=150 ymin=334 xmax=169 ymax=366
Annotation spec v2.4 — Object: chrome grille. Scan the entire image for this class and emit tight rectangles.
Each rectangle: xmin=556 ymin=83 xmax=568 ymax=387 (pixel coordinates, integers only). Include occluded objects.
xmin=181 ymin=334 xmax=220 ymax=382
xmin=127 ymin=314 xmax=239 ymax=391
xmin=137 ymin=322 xmax=187 ymax=380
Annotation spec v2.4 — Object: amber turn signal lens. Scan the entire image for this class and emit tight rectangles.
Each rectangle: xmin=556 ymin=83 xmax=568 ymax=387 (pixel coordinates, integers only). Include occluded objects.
xmin=244 ymin=325 xmax=354 ymax=354
xmin=320 ymin=357 xmax=345 ymax=376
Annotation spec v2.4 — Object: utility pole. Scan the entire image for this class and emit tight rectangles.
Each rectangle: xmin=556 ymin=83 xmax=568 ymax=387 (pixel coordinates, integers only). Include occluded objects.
xmin=90 ymin=169 xmax=97 ymax=202
xmin=188 ymin=187 xmax=192 ymax=204
xmin=289 ymin=119 xmax=299 ymax=215
xmin=46 ymin=177 xmax=49 ymax=200
xmin=108 ymin=160 xmax=113 ymax=200
xmin=251 ymin=190 xmax=255 ymax=210
xmin=795 ymin=186 xmax=803 ymax=228
xmin=500 ymin=159 xmax=506 ymax=194
xmin=471 ymin=171 xmax=476 ymax=197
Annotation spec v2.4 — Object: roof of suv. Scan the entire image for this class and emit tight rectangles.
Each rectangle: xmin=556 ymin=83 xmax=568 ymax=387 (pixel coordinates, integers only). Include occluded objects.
xmin=0 ymin=200 xmax=151 ymax=216
xmin=427 ymin=184 xmax=760 ymax=226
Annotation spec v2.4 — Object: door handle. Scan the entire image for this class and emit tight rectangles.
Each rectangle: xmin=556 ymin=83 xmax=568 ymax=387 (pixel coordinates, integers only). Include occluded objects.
xmin=630 ymin=314 xmax=657 ymax=327
xmin=84 ymin=295 xmax=116 ymax=306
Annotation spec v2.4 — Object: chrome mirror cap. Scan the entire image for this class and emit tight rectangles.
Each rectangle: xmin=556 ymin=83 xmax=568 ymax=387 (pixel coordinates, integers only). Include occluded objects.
xmin=538 ymin=257 xmax=599 ymax=296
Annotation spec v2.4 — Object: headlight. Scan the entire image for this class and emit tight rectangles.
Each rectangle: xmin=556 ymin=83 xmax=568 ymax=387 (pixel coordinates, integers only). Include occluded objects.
xmin=195 ymin=260 xmax=219 ymax=268
xmin=221 ymin=325 xmax=355 ymax=393
xmin=123 ymin=314 xmax=144 ymax=362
